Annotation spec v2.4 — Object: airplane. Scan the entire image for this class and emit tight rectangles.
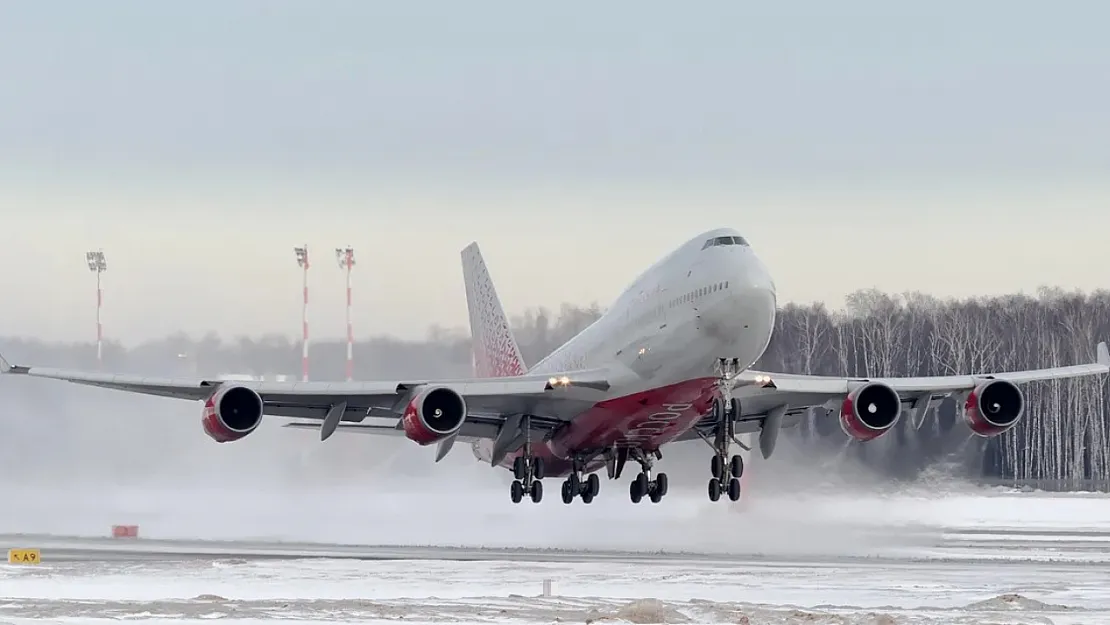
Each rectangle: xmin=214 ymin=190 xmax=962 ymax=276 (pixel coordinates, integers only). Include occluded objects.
xmin=2 ymin=227 xmax=1109 ymax=506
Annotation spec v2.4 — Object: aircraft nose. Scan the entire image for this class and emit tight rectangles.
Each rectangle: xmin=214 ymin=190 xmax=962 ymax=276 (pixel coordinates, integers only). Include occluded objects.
xmin=737 ymin=254 xmax=776 ymax=306
xmin=731 ymin=253 xmax=777 ymax=336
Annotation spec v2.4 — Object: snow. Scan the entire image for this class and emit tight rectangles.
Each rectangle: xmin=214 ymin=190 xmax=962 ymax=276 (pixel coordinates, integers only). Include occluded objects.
xmin=4 ymin=488 xmax=1110 ymax=622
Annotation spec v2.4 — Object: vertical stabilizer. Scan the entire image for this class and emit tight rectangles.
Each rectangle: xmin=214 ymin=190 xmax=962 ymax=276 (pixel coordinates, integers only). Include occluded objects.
xmin=461 ymin=242 xmax=528 ymax=378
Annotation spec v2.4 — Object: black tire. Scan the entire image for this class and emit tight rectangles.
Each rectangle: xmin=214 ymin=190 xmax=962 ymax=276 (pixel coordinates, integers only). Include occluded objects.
xmin=729 ymin=398 xmax=741 ymax=420
xmin=655 ymin=473 xmax=669 ymax=498
xmin=727 ymin=477 xmax=741 ymax=502
xmin=729 ymin=454 xmax=744 ymax=478
xmin=708 ymin=478 xmax=722 ymax=502
xmin=710 ymin=455 xmax=724 ymax=479
xmin=629 ymin=479 xmax=643 ymax=504
xmin=587 ymin=473 xmax=600 ymax=498
xmin=530 ymin=480 xmax=543 ymax=503
xmin=634 ymin=472 xmax=649 ymax=497
xmin=513 ymin=457 xmax=527 ymax=481
xmin=561 ymin=480 xmax=574 ymax=504
xmin=511 ymin=480 xmax=524 ymax=503
xmin=533 ymin=457 xmax=546 ymax=480
xmin=582 ymin=492 xmax=595 ymax=504
xmin=649 ymin=490 xmax=662 ymax=504
xmin=568 ymin=473 xmax=580 ymax=495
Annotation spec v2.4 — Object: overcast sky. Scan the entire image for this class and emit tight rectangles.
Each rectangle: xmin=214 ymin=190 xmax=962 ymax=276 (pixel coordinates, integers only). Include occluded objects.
xmin=1 ymin=1 xmax=1108 ymax=345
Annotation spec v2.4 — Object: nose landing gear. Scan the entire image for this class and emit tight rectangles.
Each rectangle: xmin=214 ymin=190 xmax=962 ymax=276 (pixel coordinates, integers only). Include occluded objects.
xmin=702 ymin=358 xmax=747 ymax=502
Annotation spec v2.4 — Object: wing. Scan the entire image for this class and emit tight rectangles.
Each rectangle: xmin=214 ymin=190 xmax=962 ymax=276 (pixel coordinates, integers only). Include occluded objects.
xmin=678 ymin=342 xmax=1110 ymax=451
xmin=0 ymin=350 xmax=609 ymax=462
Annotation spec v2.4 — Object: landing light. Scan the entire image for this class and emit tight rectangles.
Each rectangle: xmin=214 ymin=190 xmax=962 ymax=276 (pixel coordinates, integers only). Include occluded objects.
xmin=753 ymin=374 xmax=773 ymax=385
xmin=548 ymin=376 xmax=572 ymax=387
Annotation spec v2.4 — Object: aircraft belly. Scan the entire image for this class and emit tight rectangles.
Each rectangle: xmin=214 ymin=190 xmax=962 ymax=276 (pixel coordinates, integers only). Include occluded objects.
xmin=544 ymin=376 xmax=718 ymax=465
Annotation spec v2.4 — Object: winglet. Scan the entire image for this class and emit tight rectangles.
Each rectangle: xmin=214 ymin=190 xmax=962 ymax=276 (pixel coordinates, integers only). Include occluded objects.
xmin=0 ymin=351 xmax=11 ymax=373
xmin=1098 ymin=341 xmax=1109 ymax=367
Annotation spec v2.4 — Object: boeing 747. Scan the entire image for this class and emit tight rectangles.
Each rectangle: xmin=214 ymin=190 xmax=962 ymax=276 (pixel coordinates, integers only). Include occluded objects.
xmin=3 ymin=228 xmax=1107 ymax=505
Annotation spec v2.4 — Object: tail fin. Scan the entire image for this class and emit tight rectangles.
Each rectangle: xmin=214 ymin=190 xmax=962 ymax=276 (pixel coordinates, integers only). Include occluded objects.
xmin=461 ymin=242 xmax=528 ymax=378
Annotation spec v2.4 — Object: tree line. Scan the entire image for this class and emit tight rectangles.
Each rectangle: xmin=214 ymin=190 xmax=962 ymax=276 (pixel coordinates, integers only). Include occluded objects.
xmin=2 ymin=288 xmax=1108 ymax=487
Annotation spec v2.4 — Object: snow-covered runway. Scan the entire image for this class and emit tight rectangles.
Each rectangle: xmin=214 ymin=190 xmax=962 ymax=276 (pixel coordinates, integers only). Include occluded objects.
xmin=4 ymin=486 xmax=1110 ymax=624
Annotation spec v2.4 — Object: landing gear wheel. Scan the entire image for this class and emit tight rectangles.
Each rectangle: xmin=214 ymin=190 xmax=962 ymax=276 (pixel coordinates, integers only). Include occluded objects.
xmin=655 ymin=473 xmax=669 ymax=498
xmin=630 ymin=479 xmax=644 ymax=504
xmin=710 ymin=455 xmax=724 ymax=479
xmin=729 ymin=397 xmax=741 ymax=420
xmin=533 ymin=457 xmax=546 ymax=480
xmin=561 ymin=480 xmax=574 ymax=504
xmin=634 ymin=473 xmax=649 ymax=500
xmin=567 ymin=473 xmax=580 ymax=495
xmin=513 ymin=457 xmax=527 ymax=480
xmin=729 ymin=454 xmax=744 ymax=478
xmin=586 ymin=473 xmax=600 ymax=498
xmin=582 ymin=491 xmax=595 ymax=504
xmin=511 ymin=480 xmax=524 ymax=503
xmin=708 ymin=478 xmax=722 ymax=502
xmin=649 ymin=489 xmax=663 ymax=503
xmin=727 ymin=477 xmax=742 ymax=502
xmin=530 ymin=480 xmax=543 ymax=503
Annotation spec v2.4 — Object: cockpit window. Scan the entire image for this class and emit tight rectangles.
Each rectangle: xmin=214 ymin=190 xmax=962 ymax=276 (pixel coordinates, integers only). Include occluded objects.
xmin=701 ymin=235 xmax=750 ymax=249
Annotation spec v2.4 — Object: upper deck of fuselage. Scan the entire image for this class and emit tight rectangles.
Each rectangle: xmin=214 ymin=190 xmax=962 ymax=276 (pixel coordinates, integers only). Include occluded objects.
xmin=612 ymin=228 xmax=752 ymax=305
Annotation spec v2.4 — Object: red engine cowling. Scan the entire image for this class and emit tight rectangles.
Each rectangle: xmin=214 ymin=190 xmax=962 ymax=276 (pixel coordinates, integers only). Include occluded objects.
xmin=402 ymin=386 xmax=468 ymax=445
xmin=840 ymin=382 xmax=903 ymax=441
xmin=964 ymin=379 xmax=1025 ymax=436
xmin=201 ymin=384 xmax=265 ymax=443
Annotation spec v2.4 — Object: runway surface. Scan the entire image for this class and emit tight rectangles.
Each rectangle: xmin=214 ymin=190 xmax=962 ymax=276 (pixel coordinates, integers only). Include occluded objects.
xmin=4 ymin=488 xmax=1110 ymax=624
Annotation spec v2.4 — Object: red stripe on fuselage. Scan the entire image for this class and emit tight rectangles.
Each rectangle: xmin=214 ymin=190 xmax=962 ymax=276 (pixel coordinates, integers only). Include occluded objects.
xmin=504 ymin=377 xmax=720 ymax=477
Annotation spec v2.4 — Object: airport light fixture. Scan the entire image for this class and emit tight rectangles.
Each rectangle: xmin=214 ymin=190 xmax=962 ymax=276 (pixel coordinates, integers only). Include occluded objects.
xmin=86 ymin=250 xmax=107 ymax=367
xmin=335 ymin=247 xmax=356 ymax=381
xmin=294 ymin=245 xmax=310 ymax=381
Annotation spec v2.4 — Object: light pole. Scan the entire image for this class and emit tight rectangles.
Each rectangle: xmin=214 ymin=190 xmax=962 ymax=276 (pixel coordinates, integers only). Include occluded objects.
xmin=294 ymin=245 xmax=310 ymax=382
xmin=86 ymin=250 xmax=107 ymax=367
xmin=335 ymin=246 xmax=355 ymax=381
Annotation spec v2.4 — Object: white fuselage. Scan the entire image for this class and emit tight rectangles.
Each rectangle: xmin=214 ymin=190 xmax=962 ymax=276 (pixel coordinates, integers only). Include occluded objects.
xmin=531 ymin=227 xmax=778 ymax=391
xmin=470 ymin=227 xmax=778 ymax=474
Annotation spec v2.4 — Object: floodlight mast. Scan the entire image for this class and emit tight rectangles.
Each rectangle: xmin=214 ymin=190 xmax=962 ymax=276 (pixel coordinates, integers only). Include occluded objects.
xmin=335 ymin=247 xmax=355 ymax=381
xmin=294 ymin=245 xmax=310 ymax=382
xmin=85 ymin=250 xmax=107 ymax=368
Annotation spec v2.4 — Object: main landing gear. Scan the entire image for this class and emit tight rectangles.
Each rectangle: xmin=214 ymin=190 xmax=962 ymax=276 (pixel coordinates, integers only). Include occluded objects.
xmin=561 ymin=455 xmax=600 ymax=504
xmin=627 ymin=448 xmax=668 ymax=504
xmin=510 ymin=416 xmax=545 ymax=504
xmin=702 ymin=358 xmax=746 ymax=503
xmin=509 ymin=454 xmax=544 ymax=503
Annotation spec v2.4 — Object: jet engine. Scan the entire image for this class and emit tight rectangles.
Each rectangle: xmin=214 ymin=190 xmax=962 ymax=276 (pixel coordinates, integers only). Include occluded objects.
xmin=201 ymin=384 xmax=264 ymax=442
xmin=839 ymin=382 xmax=903 ymax=441
xmin=963 ymin=379 xmax=1024 ymax=436
xmin=401 ymin=385 xmax=468 ymax=445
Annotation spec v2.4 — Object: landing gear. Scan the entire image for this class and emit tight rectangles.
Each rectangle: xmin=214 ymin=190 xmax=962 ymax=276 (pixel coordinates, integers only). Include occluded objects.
xmin=700 ymin=358 xmax=748 ymax=503
xmin=561 ymin=462 xmax=600 ymax=504
xmin=509 ymin=416 xmax=545 ymax=504
xmin=628 ymin=448 xmax=668 ymax=504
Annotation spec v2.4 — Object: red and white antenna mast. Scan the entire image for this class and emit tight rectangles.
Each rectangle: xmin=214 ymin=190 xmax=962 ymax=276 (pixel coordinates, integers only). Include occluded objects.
xmin=85 ymin=250 xmax=107 ymax=368
xmin=335 ymin=246 xmax=355 ymax=381
xmin=294 ymin=245 xmax=310 ymax=382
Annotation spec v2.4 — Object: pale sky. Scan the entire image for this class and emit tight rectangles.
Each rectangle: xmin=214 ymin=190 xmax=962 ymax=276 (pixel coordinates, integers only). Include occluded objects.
xmin=1 ymin=1 xmax=1108 ymax=345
